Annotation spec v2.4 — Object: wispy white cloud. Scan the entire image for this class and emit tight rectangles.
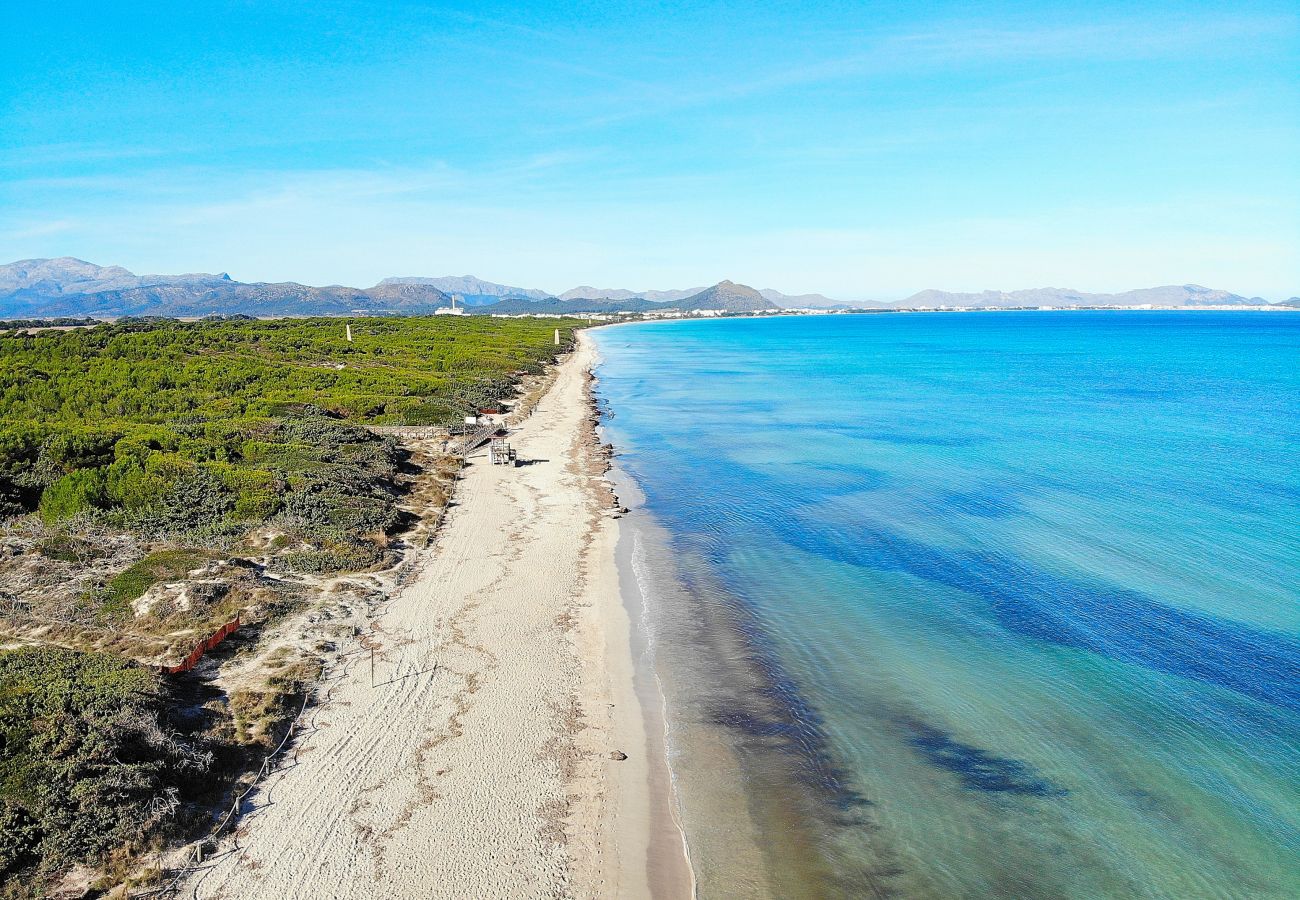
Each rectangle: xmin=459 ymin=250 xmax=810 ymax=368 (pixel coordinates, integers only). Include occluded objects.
xmin=547 ymin=11 xmax=1298 ymax=135
xmin=0 ymin=218 xmax=78 ymax=240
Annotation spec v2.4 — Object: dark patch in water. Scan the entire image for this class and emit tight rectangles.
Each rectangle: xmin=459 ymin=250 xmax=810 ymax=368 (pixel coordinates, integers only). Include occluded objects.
xmin=1098 ymin=384 xmax=1177 ymax=400
xmin=899 ymin=720 xmax=1067 ymax=796
xmin=664 ymin=555 xmax=900 ymax=895
xmin=857 ymin=429 xmax=977 ymax=448
xmin=937 ymin=486 xmax=1022 ymax=519
xmin=707 ymin=658 xmax=872 ymax=817
xmin=772 ymin=520 xmax=1300 ymax=715
xmin=633 ymin=451 xmax=1300 ymax=723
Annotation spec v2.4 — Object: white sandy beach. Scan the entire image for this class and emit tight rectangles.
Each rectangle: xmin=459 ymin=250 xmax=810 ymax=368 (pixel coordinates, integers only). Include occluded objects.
xmin=183 ymin=334 xmax=691 ymax=899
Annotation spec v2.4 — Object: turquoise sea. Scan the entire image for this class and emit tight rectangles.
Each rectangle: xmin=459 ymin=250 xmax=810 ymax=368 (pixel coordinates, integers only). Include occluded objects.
xmin=591 ymin=312 xmax=1299 ymax=899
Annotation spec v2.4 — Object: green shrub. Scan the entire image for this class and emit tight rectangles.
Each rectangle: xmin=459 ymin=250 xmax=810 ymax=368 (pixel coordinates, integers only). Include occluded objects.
xmin=33 ymin=430 xmax=120 ymax=480
xmin=38 ymin=469 xmax=109 ymax=523
xmin=0 ymin=424 xmax=47 ymax=516
xmin=103 ymin=458 xmax=170 ymax=510
xmin=99 ymin=549 xmax=214 ymax=620
xmin=233 ymin=489 xmax=280 ymax=521
xmin=112 ymin=427 xmax=177 ymax=464
xmin=34 ymin=533 xmax=105 ymax=563
xmin=280 ymin=541 xmax=385 ymax=574
xmin=122 ymin=469 xmax=234 ymax=534
xmin=0 ymin=647 xmax=211 ymax=883
xmin=142 ymin=451 xmax=194 ymax=480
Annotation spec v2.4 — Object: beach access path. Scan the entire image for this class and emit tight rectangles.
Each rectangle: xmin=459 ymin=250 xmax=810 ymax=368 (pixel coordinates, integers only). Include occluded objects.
xmin=182 ymin=334 xmax=673 ymax=899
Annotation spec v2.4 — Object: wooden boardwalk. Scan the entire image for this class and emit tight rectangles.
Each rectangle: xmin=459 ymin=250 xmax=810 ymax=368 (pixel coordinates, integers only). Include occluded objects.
xmin=364 ymin=425 xmax=444 ymax=440
xmin=364 ymin=421 xmax=504 ymax=458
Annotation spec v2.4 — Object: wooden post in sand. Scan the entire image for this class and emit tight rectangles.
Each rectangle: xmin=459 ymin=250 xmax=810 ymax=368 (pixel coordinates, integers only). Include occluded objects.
xmin=370 ymin=644 xmax=375 ymax=687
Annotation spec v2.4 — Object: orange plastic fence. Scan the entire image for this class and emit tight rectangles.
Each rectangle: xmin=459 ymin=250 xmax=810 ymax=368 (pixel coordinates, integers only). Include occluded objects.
xmin=161 ymin=617 xmax=240 ymax=674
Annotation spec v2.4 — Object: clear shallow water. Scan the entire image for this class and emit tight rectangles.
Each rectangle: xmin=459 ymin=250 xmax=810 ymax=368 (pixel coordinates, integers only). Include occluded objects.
xmin=592 ymin=313 xmax=1300 ymax=899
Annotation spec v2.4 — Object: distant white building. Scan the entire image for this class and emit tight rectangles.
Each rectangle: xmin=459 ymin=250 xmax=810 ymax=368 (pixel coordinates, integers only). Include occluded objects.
xmin=435 ymin=293 xmax=467 ymax=315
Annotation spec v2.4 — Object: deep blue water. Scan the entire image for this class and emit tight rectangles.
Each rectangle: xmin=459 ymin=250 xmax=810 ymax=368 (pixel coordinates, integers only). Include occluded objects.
xmin=592 ymin=312 xmax=1300 ymax=899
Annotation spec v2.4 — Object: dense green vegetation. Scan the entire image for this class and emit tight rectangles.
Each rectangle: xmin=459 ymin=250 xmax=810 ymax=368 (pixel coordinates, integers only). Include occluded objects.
xmin=0 ymin=317 xmax=98 ymax=329
xmin=0 ymin=316 xmax=575 ymax=533
xmin=0 ymin=315 xmax=576 ymax=890
xmin=0 ymin=648 xmax=211 ymax=890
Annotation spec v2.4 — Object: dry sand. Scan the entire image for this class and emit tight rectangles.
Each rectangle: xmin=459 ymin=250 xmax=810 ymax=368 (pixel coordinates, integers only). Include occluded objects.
xmin=183 ymin=334 xmax=692 ymax=899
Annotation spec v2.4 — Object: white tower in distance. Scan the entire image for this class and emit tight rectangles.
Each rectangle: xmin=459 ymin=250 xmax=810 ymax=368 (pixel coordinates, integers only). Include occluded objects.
xmin=435 ymin=293 xmax=467 ymax=315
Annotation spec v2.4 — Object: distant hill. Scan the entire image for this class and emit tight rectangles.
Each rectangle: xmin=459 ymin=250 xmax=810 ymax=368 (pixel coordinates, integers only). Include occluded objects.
xmin=559 ymin=284 xmax=845 ymax=307
xmin=1279 ymin=297 xmax=1300 ymax=308
xmin=379 ymin=275 xmax=549 ymax=305
xmin=666 ymin=281 xmax=779 ymax=312
xmin=759 ymin=289 xmax=863 ymax=308
xmin=897 ymin=285 xmax=1265 ymax=309
xmin=0 ymin=258 xmax=452 ymax=317
xmin=0 ymin=261 xmax=783 ymax=318
xmin=559 ymin=285 xmax=703 ymax=303
xmin=475 ymin=281 xmax=778 ymax=315
xmin=0 ymin=257 xmax=233 ymax=297
xmin=474 ymin=296 xmax=662 ymax=315
xmin=0 ymin=258 xmax=235 ymax=317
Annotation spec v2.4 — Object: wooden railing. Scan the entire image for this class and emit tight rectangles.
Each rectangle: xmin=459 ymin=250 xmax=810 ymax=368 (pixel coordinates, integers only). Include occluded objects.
xmin=452 ymin=421 xmax=503 ymax=457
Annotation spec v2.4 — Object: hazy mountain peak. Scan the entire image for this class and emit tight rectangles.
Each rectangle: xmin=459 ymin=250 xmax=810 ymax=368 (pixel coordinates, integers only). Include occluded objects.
xmin=559 ymin=285 xmax=706 ymax=303
xmin=376 ymin=275 xmax=549 ymax=301
xmin=561 ymin=281 xmax=847 ymax=308
xmin=0 ymin=257 xmax=138 ymax=293
xmin=897 ymin=284 xmax=1259 ymax=309
xmin=0 ymin=258 xmax=451 ymax=317
xmin=672 ymin=280 xmax=778 ymax=312
xmin=757 ymin=288 xmax=847 ymax=308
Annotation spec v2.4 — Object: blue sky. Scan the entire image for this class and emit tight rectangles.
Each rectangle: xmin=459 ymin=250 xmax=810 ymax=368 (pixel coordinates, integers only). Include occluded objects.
xmin=2 ymin=1 xmax=1297 ymax=300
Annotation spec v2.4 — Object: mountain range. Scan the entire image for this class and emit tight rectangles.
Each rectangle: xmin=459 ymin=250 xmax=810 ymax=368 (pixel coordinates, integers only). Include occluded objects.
xmin=377 ymin=275 xmax=549 ymax=305
xmin=897 ymin=285 xmax=1270 ymax=309
xmin=0 ymin=258 xmax=1290 ymax=319
xmin=558 ymin=284 xmax=841 ymax=307
xmin=428 ymin=280 xmax=780 ymax=316
xmin=0 ymin=258 xmax=452 ymax=317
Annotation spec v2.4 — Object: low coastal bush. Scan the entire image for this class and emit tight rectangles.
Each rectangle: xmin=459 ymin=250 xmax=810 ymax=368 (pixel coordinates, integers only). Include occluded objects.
xmin=97 ymin=549 xmax=216 ymax=620
xmin=34 ymin=531 xmax=106 ymax=563
xmin=227 ymin=656 xmax=322 ymax=747
xmin=37 ymin=468 xmax=109 ymax=522
xmin=0 ymin=648 xmax=214 ymax=890
xmin=279 ymin=541 xmax=387 ymax=574
xmin=0 ymin=315 xmax=577 ymax=542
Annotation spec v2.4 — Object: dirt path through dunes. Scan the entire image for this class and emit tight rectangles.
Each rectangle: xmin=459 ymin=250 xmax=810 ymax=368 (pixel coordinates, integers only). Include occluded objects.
xmin=183 ymin=335 xmax=678 ymax=900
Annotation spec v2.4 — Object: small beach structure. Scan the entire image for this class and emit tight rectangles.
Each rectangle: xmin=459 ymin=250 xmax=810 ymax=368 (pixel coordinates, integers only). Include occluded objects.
xmin=451 ymin=418 xmax=503 ymax=456
xmin=489 ymin=438 xmax=517 ymax=466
